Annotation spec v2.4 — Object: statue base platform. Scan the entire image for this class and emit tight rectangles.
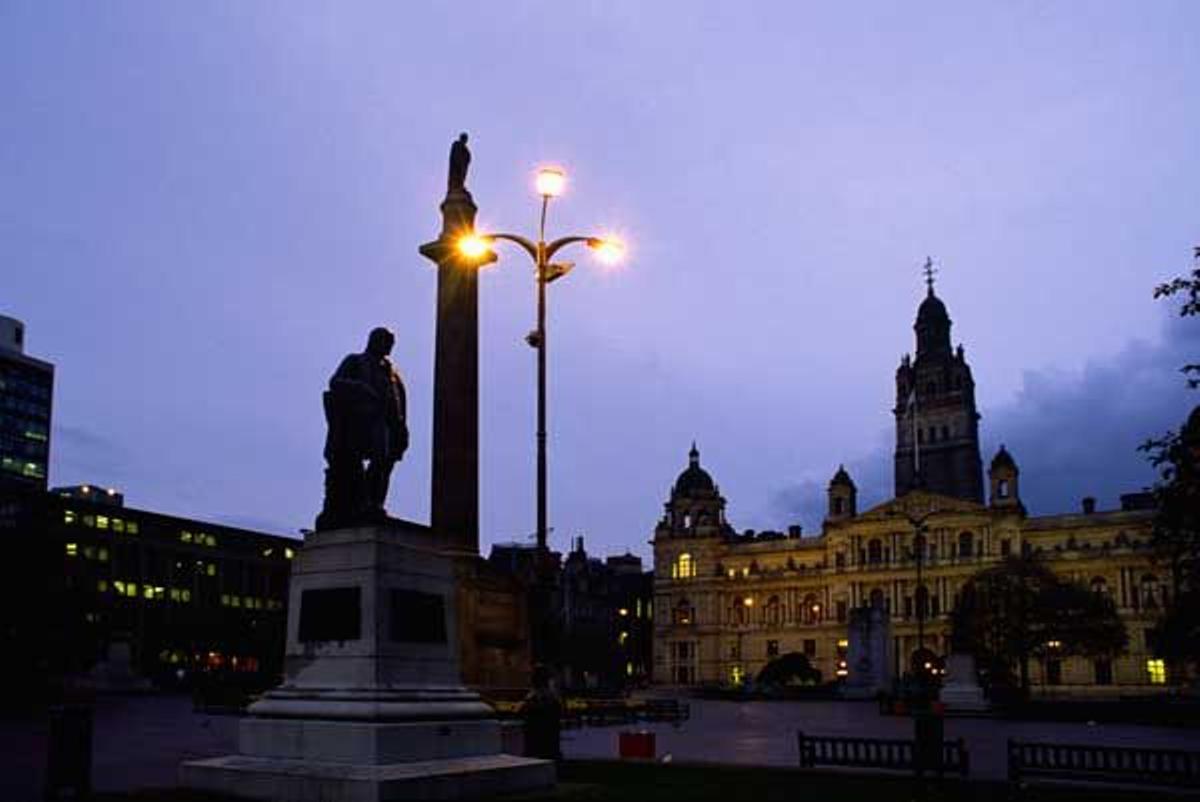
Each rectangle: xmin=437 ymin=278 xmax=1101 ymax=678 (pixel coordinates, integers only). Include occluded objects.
xmin=180 ymin=523 xmax=553 ymax=801
xmin=939 ymin=654 xmax=990 ymax=713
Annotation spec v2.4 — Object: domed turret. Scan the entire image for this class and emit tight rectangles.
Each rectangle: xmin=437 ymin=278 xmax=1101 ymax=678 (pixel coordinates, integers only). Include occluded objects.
xmin=674 ymin=442 xmax=716 ymax=497
xmin=656 ymin=443 xmax=731 ymax=540
xmin=988 ymin=445 xmax=1023 ymax=512
xmin=826 ymin=464 xmax=857 ymax=522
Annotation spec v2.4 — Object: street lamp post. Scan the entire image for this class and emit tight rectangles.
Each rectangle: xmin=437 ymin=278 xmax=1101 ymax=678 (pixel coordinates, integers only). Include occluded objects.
xmin=458 ymin=168 xmax=622 ymax=557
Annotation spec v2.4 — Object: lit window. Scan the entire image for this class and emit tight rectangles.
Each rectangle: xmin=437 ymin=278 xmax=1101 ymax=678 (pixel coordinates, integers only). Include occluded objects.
xmin=112 ymin=519 xmax=124 ymax=533
xmin=181 ymin=531 xmax=193 ymax=543
xmin=83 ymin=516 xmax=95 ymax=528
xmin=673 ymin=553 xmax=696 ymax=579
xmin=97 ymin=516 xmax=109 ymax=530
xmin=65 ymin=543 xmax=78 ymax=557
xmin=626 ymin=662 xmax=634 ymax=677
xmin=285 ymin=548 xmax=295 ymax=560
xmin=83 ymin=546 xmax=95 ymax=559
xmin=220 ymin=594 xmax=230 ymax=606
xmin=115 ymin=581 xmax=126 ymax=595
xmin=618 ymin=631 xmax=629 ymax=645
xmin=97 ymin=548 xmax=109 ymax=562
xmin=143 ymin=586 xmax=154 ymax=600
xmin=126 ymin=521 xmax=139 ymax=535
xmin=262 ymin=548 xmax=273 ymax=557
xmin=97 ymin=579 xmax=109 ymax=592
xmin=126 ymin=583 xmax=138 ymax=598
xmin=206 ymin=563 xmax=216 ymax=577
xmin=1147 ymin=659 xmax=1167 ymax=685
xmin=170 ymin=589 xmax=181 ymax=601
xmin=64 ymin=510 xmax=77 ymax=525
xmin=181 ymin=589 xmax=191 ymax=602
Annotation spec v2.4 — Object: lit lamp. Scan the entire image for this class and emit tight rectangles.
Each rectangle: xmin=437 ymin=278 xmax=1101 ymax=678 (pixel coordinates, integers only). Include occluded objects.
xmin=535 ymin=167 xmax=566 ymax=198
xmin=454 ymin=164 xmax=625 ymax=561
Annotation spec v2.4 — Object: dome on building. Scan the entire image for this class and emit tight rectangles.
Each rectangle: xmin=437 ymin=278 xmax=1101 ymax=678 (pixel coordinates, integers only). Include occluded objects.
xmin=674 ymin=442 xmax=715 ymax=496
xmin=990 ymin=445 xmax=1017 ymax=471
xmin=829 ymin=464 xmax=856 ymax=489
xmin=916 ymin=290 xmax=949 ymax=326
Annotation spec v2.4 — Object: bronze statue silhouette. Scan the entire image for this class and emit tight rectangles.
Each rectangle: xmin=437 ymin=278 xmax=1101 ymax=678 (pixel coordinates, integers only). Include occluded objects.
xmin=317 ymin=327 xmax=408 ymax=529
xmin=448 ymin=132 xmax=470 ymax=193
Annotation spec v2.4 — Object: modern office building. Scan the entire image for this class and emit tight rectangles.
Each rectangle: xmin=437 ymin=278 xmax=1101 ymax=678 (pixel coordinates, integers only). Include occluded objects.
xmin=0 ymin=315 xmax=54 ymax=491
xmin=0 ymin=485 xmax=299 ymax=698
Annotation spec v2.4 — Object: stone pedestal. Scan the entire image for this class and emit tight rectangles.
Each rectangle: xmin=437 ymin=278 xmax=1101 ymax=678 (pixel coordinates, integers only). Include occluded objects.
xmin=180 ymin=523 xmax=553 ymax=801
xmin=939 ymin=653 xmax=989 ymax=712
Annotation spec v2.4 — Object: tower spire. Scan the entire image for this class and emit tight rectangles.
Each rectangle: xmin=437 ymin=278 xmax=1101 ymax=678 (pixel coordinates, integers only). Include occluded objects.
xmin=923 ymin=256 xmax=937 ymax=296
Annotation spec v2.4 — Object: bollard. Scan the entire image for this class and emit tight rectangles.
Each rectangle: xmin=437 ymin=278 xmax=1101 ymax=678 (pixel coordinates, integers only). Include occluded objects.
xmin=45 ymin=704 xmax=93 ymax=801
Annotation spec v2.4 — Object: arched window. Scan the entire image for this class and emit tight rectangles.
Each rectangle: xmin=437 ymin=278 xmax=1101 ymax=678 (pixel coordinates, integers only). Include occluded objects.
xmin=868 ymin=539 xmax=883 ymax=565
xmin=958 ymin=532 xmax=974 ymax=558
xmin=672 ymin=552 xmax=696 ymax=580
xmin=731 ymin=596 xmax=751 ymax=626
xmin=998 ymin=479 xmax=1010 ymax=498
xmin=1090 ymin=576 xmax=1108 ymax=596
xmin=766 ymin=595 xmax=781 ymax=627
xmin=833 ymin=497 xmax=845 ymax=515
xmin=672 ymin=599 xmax=694 ymax=625
xmin=802 ymin=593 xmax=821 ymax=625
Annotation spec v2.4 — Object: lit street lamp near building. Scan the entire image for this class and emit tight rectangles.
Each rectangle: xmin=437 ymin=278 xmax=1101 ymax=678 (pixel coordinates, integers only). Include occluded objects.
xmin=458 ymin=166 xmax=624 ymax=556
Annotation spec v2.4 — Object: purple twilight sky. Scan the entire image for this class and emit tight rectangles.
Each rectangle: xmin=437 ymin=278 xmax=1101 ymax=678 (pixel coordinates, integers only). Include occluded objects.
xmin=3 ymin=2 xmax=1198 ymax=560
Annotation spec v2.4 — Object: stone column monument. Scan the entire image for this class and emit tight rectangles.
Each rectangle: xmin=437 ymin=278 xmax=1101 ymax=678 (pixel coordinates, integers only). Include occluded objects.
xmin=180 ymin=137 xmax=552 ymax=801
xmin=842 ymin=605 xmax=893 ymax=699
xmin=419 ymin=132 xmax=495 ymax=556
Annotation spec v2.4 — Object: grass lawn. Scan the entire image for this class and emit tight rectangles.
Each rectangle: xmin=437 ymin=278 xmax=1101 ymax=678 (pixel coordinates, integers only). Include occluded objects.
xmin=93 ymin=759 xmax=1166 ymax=802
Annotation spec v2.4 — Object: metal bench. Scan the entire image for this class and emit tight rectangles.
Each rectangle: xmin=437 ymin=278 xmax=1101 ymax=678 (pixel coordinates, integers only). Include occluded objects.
xmin=1008 ymin=738 xmax=1200 ymax=791
xmin=797 ymin=731 xmax=969 ymax=778
xmin=641 ymin=698 xmax=690 ymax=724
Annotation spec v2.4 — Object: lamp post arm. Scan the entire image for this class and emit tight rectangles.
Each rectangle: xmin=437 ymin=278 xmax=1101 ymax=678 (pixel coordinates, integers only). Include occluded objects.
xmin=481 ymin=232 xmax=539 ymax=263
xmin=545 ymin=235 xmax=602 ymax=261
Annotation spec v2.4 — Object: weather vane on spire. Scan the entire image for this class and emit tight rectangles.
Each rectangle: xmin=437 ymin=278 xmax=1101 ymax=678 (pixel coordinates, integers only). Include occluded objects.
xmin=922 ymin=256 xmax=938 ymax=295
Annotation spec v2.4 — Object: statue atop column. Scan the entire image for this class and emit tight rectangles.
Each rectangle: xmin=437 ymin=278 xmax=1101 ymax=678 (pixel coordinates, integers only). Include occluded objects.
xmin=316 ymin=327 xmax=409 ymax=530
xmin=448 ymin=132 xmax=471 ymax=194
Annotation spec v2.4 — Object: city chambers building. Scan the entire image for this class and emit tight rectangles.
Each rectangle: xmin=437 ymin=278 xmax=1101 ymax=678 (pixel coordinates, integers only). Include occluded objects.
xmin=652 ymin=282 xmax=1167 ymax=696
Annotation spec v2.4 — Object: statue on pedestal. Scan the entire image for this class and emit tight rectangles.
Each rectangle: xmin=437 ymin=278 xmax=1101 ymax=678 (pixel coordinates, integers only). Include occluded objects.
xmin=448 ymin=132 xmax=471 ymax=193
xmin=316 ymin=327 xmax=408 ymax=530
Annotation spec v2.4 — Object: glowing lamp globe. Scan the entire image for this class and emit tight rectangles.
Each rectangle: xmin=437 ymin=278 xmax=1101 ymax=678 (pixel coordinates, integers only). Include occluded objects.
xmin=535 ymin=167 xmax=566 ymax=198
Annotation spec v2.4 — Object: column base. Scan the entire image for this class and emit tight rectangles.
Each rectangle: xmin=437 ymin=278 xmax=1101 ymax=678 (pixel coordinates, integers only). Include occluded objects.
xmin=180 ymin=752 xmax=555 ymax=802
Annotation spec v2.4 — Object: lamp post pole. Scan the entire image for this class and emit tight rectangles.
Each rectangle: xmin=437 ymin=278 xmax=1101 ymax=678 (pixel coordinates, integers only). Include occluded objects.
xmin=535 ymin=195 xmax=550 ymax=555
xmin=457 ymin=167 xmax=621 ymax=559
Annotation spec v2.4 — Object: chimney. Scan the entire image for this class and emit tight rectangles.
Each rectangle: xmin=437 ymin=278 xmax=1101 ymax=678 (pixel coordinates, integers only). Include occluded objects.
xmin=1082 ymin=497 xmax=1096 ymax=515
xmin=788 ymin=524 xmax=802 ymax=539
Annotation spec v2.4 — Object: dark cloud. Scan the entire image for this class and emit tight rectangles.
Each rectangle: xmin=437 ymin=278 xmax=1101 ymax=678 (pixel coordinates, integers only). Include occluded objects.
xmin=772 ymin=311 xmax=1199 ymax=531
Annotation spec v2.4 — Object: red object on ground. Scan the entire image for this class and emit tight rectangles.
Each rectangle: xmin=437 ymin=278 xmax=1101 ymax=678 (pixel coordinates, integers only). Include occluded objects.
xmin=618 ymin=730 xmax=656 ymax=759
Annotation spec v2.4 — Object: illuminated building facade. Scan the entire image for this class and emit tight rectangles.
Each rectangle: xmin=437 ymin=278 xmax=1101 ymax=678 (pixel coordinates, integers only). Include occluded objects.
xmin=653 ymin=287 xmax=1168 ymax=696
xmin=0 ymin=315 xmax=53 ymax=491
xmin=0 ymin=486 xmax=298 ymax=695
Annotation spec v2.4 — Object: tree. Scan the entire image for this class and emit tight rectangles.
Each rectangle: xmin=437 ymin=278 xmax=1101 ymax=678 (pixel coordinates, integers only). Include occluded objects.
xmin=1141 ymin=246 xmax=1200 ymax=671
xmin=1150 ymin=245 xmax=1200 ymax=389
xmin=756 ymin=652 xmax=822 ymax=687
xmin=951 ymin=555 xmax=1127 ymax=696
